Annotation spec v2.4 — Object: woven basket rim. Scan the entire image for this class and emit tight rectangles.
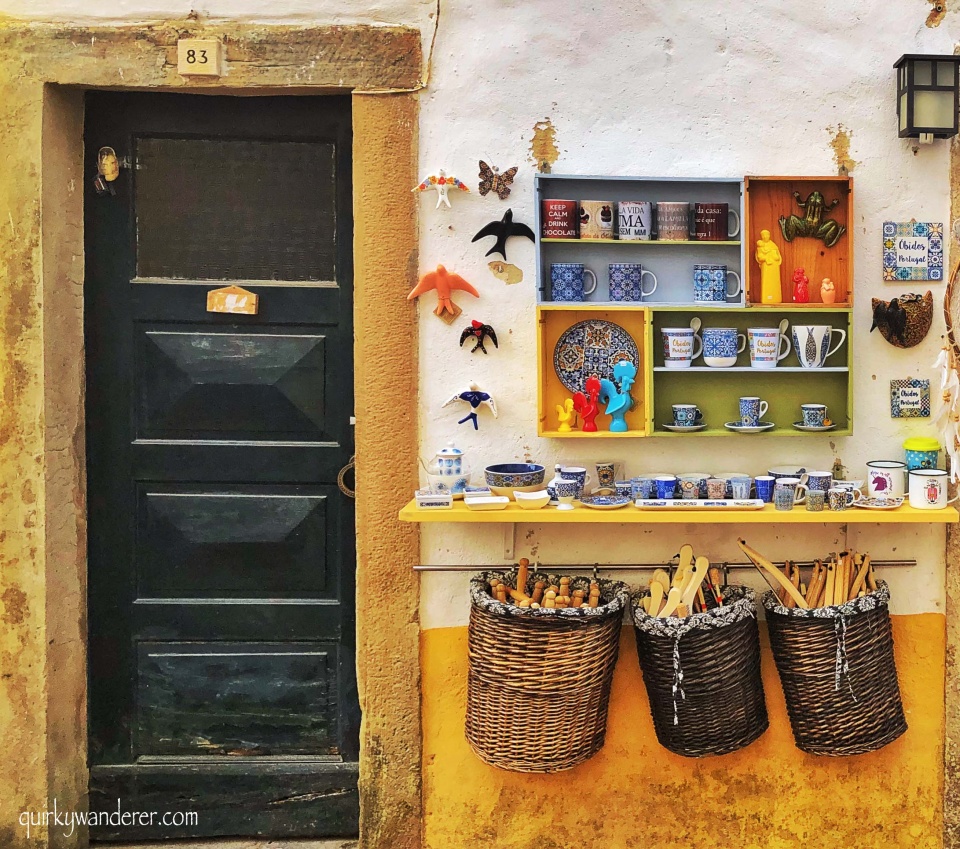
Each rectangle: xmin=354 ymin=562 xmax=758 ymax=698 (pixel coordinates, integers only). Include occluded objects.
xmin=761 ymin=579 xmax=890 ymax=618
xmin=630 ymin=585 xmax=756 ymax=637
xmin=470 ymin=569 xmax=629 ymax=618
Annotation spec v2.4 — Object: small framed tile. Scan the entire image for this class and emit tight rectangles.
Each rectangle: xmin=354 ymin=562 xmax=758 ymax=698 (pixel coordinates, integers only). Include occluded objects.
xmin=890 ymin=377 xmax=930 ymax=417
xmin=883 ymin=221 xmax=944 ymax=281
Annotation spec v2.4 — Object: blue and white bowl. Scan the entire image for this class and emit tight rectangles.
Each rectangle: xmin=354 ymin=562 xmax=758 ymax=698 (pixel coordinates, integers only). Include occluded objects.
xmin=484 ymin=463 xmax=546 ymax=490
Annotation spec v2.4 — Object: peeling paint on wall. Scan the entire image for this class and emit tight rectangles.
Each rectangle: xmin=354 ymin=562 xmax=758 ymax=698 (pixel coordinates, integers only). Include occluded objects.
xmin=927 ymin=0 xmax=947 ymax=27
xmin=828 ymin=124 xmax=859 ymax=175
xmin=530 ymin=119 xmax=559 ymax=174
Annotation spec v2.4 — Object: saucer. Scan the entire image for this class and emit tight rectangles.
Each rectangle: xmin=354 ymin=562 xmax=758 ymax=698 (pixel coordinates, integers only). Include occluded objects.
xmin=792 ymin=421 xmax=837 ymax=432
xmin=724 ymin=421 xmax=775 ymax=433
xmin=662 ymin=423 xmax=707 ymax=433
xmin=579 ymin=494 xmax=631 ymax=510
xmin=853 ymin=497 xmax=904 ymax=510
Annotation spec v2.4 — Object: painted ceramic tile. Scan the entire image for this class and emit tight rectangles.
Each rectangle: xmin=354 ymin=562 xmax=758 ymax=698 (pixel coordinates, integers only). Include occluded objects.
xmin=890 ymin=377 xmax=931 ymax=418
xmin=883 ymin=221 xmax=944 ymax=281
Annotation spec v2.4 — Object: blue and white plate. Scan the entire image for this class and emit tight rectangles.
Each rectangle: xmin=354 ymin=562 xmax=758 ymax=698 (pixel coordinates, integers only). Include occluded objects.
xmin=724 ymin=421 xmax=775 ymax=433
xmin=662 ymin=423 xmax=707 ymax=433
xmin=792 ymin=421 xmax=837 ymax=432
xmin=579 ymin=494 xmax=631 ymax=510
xmin=553 ymin=319 xmax=639 ymax=394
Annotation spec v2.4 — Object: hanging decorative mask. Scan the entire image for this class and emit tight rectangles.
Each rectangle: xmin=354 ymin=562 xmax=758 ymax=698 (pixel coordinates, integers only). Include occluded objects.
xmin=94 ymin=146 xmax=122 ymax=195
xmin=870 ymin=291 xmax=933 ymax=348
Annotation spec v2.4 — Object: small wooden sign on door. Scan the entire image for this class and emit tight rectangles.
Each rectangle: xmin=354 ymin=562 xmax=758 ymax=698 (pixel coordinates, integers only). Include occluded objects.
xmin=206 ymin=285 xmax=258 ymax=315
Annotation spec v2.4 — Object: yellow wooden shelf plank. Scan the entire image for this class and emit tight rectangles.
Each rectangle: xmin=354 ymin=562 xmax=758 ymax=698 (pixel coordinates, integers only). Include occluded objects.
xmin=399 ymin=500 xmax=958 ymax=525
xmin=540 ymin=239 xmax=741 ymax=246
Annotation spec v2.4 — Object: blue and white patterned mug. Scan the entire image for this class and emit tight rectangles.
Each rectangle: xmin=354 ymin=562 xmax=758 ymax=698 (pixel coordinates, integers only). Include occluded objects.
xmin=703 ymin=327 xmax=746 ymax=368
xmin=551 ymin=263 xmax=597 ymax=302
xmin=662 ymin=327 xmax=703 ymax=368
xmin=739 ymin=396 xmax=768 ymax=427
xmin=672 ymin=404 xmax=703 ymax=427
xmin=748 ymin=327 xmax=791 ymax=369
xmin=805 ymin=470 xmax=833 ymax=492
xmin=801 ymin=404 xmax=828 ymax=428
xmin=609 ymin=263 xmax=657 ymax=301
xmin=792 ymin=324 xmax=847 ymax=369
xmin=754 ymin=475 xmax=776 ymax=502
xmin=693 ymin=265 xmax=742 ymax=302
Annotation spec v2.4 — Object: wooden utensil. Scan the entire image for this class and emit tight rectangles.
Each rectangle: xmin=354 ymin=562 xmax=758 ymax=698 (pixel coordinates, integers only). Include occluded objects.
xmin=737 ymin=538 xmax=809 ymax=609
xmin=658 ymin=586 xmax=683 ymax=618
xmin=648 ymin=581 xmax=664 ymax=618
xmin=680 ymin=556 xmax=710 ymax=608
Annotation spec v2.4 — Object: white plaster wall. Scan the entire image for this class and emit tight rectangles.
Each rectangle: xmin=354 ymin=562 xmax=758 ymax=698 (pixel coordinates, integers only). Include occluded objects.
xmin=4 ymin=0 xmax=955 ymax=622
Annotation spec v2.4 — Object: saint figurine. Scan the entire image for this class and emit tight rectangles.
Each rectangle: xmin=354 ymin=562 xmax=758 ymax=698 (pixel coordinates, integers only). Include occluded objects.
xmin=755 ymin=229 xmax=783 ymax=304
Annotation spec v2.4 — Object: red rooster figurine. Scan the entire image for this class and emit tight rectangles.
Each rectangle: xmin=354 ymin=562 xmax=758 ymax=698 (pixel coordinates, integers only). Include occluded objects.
xmin=573 ymin=375 xmax=602 ymax=433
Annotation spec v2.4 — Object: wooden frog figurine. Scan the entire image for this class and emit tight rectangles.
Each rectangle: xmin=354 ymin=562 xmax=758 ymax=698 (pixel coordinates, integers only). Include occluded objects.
xmin=779 ymin=190 xmax=846 ymax=247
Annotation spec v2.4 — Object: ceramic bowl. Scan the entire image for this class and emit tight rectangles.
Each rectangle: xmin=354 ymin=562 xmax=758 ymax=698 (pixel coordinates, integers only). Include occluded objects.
xmin=484 ymin=463 xmax=546 ymax=490
xmin=488 ymin=482 xmax=544 ymax=500
xmin=514 ymin=490 xmax=550 ymax=510
xmin=767 ymin=465 xmax=807 ymax=480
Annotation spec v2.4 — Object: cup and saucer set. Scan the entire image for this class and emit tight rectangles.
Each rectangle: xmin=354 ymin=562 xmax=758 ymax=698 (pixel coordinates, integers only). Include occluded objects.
xmin=663 ymin=404 xmax=707 ymax=433
xmin=792 ymin=403 xmax=836 ymax=432
xmin=724 ymin=396 xmax=774 ymax=433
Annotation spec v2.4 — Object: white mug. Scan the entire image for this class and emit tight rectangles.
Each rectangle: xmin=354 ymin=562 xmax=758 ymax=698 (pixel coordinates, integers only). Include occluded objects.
xmin=661 ymin=327 xmax=702 ymax=369
xmin=908 ymin=469 xmax=955 ymax=509
xmin=867 ymin=460 xmax=906 ymax=498
xmin=618 ymin=200 xmax=653 ymax=241
xmin=748 ymin=327 xmax=792 ymax=369
xmin=792 ymin=324 xmax=846 ymax=369
xmin=777 ymin=476 xmax=808 ymax=504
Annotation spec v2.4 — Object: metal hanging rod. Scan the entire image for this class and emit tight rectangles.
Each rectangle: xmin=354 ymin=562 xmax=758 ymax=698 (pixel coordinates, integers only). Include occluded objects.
xmin=414 ymin=559 xmax=917 ymax=573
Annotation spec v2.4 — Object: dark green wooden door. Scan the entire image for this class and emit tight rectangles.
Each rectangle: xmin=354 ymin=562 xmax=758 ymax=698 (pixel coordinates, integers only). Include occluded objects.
xmin=84 ymin=92 xmax=358 ymax=841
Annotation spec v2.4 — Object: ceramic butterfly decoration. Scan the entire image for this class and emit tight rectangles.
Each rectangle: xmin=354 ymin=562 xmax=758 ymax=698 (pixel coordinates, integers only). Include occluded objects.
xmin=478 ymin=161 xmax=518 ymax=200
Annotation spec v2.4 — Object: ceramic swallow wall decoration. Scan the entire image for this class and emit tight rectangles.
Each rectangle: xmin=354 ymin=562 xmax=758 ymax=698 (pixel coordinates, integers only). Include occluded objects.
xmin=407 ymin=264 xmax=479 ymax=321
xmin=442 ymin=382 xmax=498 ymax=430
xmin=472 ymin=209 xmax=536 ymax=260
xmin=459 ymin=320 xmax=498 ymax=354
xmin=413 ymin=169 xmax=470 ymax=208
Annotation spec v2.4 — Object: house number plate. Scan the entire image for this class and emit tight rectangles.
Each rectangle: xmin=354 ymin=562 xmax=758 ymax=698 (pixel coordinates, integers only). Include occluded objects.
xmin=177 ymin=39 xmax=222 ymax=76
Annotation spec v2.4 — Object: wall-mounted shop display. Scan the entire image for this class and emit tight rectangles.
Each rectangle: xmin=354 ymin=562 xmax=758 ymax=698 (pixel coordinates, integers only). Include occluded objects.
xmin=477 ymin=160 xmax=518 ymax=199
xmin=882 ymin=221 xmax=944 ymax=281
xmin=408 ymin=264 xmax=479 ymax=321
xmin=459 ymin=320 xmax=498 ymax=354
xmin=472 ymin=208 xmax=536 ymax=259
xmin=413 ymin=168 xmax=470 ymax=208
xmin=870 ymin=291 xmax=933 ymax=348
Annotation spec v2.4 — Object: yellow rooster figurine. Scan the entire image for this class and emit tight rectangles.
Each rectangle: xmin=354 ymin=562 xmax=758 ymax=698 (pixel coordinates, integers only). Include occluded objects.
xmin=556 ymin=398 xmax=576 ymax=432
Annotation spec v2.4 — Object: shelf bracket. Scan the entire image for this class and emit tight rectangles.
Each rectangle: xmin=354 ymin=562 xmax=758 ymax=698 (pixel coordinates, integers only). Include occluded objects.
xmin=502 ymin=524 xmax=516 ymax=561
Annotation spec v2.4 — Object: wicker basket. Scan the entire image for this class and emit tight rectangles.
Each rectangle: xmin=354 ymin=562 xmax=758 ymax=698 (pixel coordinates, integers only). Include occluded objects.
xmin=762 ymin=580 xmax=906 ymax=756
xmin=631 ymin=586 xmax=768 ymax=757
xmin=466 ymin=570 xmax=629 ymax=773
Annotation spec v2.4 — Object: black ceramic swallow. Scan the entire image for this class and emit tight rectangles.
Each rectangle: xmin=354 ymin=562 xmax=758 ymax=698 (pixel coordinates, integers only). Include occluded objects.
xmin=471 ymin=208 xmax=536 ymax=260
xmin=871 ymin=297 xmax=908 ymax=346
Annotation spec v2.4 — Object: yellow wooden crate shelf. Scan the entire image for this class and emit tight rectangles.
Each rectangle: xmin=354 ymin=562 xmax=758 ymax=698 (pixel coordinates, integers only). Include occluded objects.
xmin=399 ymin=500 xmax=958 ymax=525
xmin=541 ymin=238 xmax=742 ymax=246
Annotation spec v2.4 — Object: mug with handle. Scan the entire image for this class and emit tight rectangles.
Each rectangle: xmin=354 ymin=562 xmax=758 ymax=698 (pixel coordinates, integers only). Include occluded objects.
xmin=693 ymin=202 xmax=741 ymax=241
xmin=748 ymin=327 xmax=792 ymax=369
xmin=792 ymin=324 xmax=847 ymax=368
xmin=551 ymin=263 xmax=597 ymax=302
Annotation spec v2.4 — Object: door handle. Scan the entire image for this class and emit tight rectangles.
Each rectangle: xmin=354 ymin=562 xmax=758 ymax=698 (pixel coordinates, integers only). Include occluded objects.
xmin=337 ymin=454 xmax=356 ymax=499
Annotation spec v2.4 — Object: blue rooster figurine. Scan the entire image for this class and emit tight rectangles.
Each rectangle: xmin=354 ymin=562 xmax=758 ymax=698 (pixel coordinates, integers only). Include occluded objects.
xmin=598 ymin=360 xmax=637 ymax=433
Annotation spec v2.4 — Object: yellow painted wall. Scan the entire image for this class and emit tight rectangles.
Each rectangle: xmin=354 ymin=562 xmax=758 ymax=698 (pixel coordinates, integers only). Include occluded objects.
xmin=423 ymin=615 xmax=944 ymax=849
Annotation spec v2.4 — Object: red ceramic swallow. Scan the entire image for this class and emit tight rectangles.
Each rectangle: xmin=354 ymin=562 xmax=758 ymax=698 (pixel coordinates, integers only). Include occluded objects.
xmin=408 ymin=264 xmax=480 ymax=318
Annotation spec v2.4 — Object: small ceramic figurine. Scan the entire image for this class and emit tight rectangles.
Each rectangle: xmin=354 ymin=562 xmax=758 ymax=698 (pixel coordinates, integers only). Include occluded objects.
xmin=755 ymin=229 xmax=783 ymax=305
xmin=413 ymin=169 xmax=470 ymax=209
xmin=459 ymin=320 xmax=498 ymax=354
xmin=471 ymin=209 xmax=536 ymax=260
xmin=442 ymin=382 xmax=498 ymax=430
xmin=779 ymin=190 xmax=846 ymax=247
xmin=599 ymin=360 xmax=637 ymax=433
xmin=478 ymin=161 xmax=518 ymax=200
xmin=408 ymin=264 xmax=479 ymax=321
xmin=573 ymin=375 xmax=602 ymax=433
xmin=556 ymin=398 xmax=576 ymax=432
xmin=820 ymin=277 xmax=837 ymax=304
xmin=792 ymin=267 xmax=810 ymax=303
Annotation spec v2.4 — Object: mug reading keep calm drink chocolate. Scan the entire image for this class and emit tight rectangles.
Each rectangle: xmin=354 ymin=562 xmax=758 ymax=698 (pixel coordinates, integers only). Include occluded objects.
xmin=541 ymin=199 xmax=578 ymax=239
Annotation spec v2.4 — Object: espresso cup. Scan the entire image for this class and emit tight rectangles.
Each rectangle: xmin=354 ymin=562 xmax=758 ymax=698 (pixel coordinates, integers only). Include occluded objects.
xmin=792 ymin=324 xmax=847 ymax=369
xmin=541 ymin=198 xmax=578 ymax=239
xmin=555 ymin=478 xmax=579 ymax=510
xmin=693 ymin=202 xmax=741 ymax=240
xmin=739 ymin=396 xmax=768 ymax=427
xmin=827 ymin=487 xmax=862 ymax=510
xmin=551 ymin=263 xmax=597 ymax=302
xmin=702 ymin=327 xmax=746 ymax=368
xmin=662 ymin=327 xmax=702 ymax=368
xmin=655 ymin=202 xmax=691 ymax=241
xmin=693 ymin=265 xmax=742 ymax=302
xmin=801 ymin=404 xmax=828 ymax=428
xmin=672 ymin=404 xmax=703 ymax=427
xmin=754 ymin=475 xmax=776 ymax=503
xmin=730 ymin=476 xmax=752 ymax=499
xmin=654 ymin=475 xmax=677 ymax=499
xmin=705 ymin=478 xmax=727 ymax=499
xmin=617 ymin=200 xmax=653 ymax=241
xmin=866 ymin=460 xmax=906 ymax=498
xmin=609 ymin=263 xmax=657 ymax=301
xmin=748 ymin=327 xmax=791 ymax=369
xmin=580 ymin=200 xmax=614 ymax=239
xmin=631 ymin=477 xmax=656 ymax=499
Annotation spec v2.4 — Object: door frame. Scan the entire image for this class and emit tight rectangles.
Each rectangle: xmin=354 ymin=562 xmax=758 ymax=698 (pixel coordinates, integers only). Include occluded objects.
xmin=0 ymin=23 xmax=420 ymax=849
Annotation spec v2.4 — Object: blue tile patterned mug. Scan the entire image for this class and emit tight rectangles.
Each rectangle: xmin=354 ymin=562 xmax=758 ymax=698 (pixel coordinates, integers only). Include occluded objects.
xmin=693 ymin=264 xmax=742 ymax=302
xmin=609 ymin=263 xmax=657 ymax=301
xmin=739 ymin=396 xmax=768 ymax=427
xmin=551 ymin=263 xmax=597 ymax=302
xmin=702 ymin=326 xmax=746 ymax=368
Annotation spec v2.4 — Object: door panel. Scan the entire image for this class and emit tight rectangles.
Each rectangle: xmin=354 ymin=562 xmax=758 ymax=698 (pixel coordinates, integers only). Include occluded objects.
xmin=85 ymin=91 xmax=357 ymax=841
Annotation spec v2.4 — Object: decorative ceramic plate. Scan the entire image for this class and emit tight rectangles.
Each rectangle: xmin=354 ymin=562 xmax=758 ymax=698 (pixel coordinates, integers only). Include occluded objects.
xmin=579 ymin=494 xmax=631 ymax=510
xmin=553 ymin=319 xmax=640 ymax=394
xmin=634 ymin=499 xmax=765 ymax=510
xmin=724 ymin=421 xmax=776 ymax=433
xmin=662 ymin=423 xmax=707 ymax=433
xmin=853 ymin=497 xmax=904 ymax=510
xmin=792 ymin=421 xmax=838 ymax=432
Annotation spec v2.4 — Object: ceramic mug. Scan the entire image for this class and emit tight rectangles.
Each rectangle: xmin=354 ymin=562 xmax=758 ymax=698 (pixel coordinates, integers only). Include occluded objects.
xmin=706 ymin=478 xmax=727 ymax=499
xmin=609 ymin=263 xmax=657 ymax=301
xmin=754 ymin=475 xmax=776 ymax=503
xmin=541 ymin=198 xmax=578 ymax=239
xmin=617 ymin=200 xmax=653 ymax=241
xmin=672 ymin=404 xmax=704 ymax=427
xmin=702 ymin=327 xmax=746 ymax=368
xmin=828 ymin=487 xmax=862 ymax=510
xmin=776 ymin=477 xmax=808 ymax=505
xmin=730 ymin=476 xmax=752 ymax=499
xmin=693 ymin=202 xmax=741 ymax=241
xmin=739 ymin=396 xmax=768 ymax=427
xmin=693 ymin=265 xmax=742 ymax=302
xmin=615 ymin=480 xmax=633 ymax=498
xmin=551 ymin=263 xmax=597 ymax=302
xmin=661 ymin=327 xmax=702 ymax=368
xmin=655 ymin=475 xmax=677 ymax=499
xmin=866 ymin=460 xmax=906 ymax=498
xmin=801 ymin=404 xmax=828 ymax=428
xmin=806 ymin=489 xmax=826 ymax=512
xmin=792 ymin=324 xmax=847 ymax=368
xmin=678 ymin=473 xmax=710 ymax=498
xmin=655 ymin=202 xmax=691 ymax=241
xmin=748 ymin=327 xmax=791 ymax=369
xmin=559 ymin=466 xmax=593 ymax=499
xmin=631 ymin=477 xmax=656 ymax=499
xmin=774 ymin=483 xmax=797 ymax=511
xmin=580 ymin=200 xmax=614 ymax=239
xmin=595 ymin=462 xmax=616 ymax=489
xmin=555 ymin=478 xmax=579 ymax=510
xmin=805 ymin=470 xmax=833 ymax=492
xmin=909 ymin=468 xmax=953 ymax=509
xmin=678 ymin=478 xmax=700 ymax=499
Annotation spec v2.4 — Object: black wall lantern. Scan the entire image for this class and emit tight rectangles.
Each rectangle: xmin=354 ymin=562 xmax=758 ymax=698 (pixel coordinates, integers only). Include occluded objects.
xmin=895 ymin=54 xmax=960 ymax=142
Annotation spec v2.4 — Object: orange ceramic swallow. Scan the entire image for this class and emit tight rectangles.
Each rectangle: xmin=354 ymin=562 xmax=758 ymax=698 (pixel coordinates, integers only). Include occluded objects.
xmin=407 ymin=264 xmax=480 ymax=318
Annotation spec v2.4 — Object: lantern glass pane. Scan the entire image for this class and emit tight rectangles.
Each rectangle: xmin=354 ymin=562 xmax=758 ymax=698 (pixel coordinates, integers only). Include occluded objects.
xmin=915 ymin=61 xmax=933 ymax=86
xmin=914 ymin=89 xmax=955 ymax=130
xmin=900 ymin=92 xmax=908 ymax=131
xmin=938 ymin=61 xmax=957 ymax=86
